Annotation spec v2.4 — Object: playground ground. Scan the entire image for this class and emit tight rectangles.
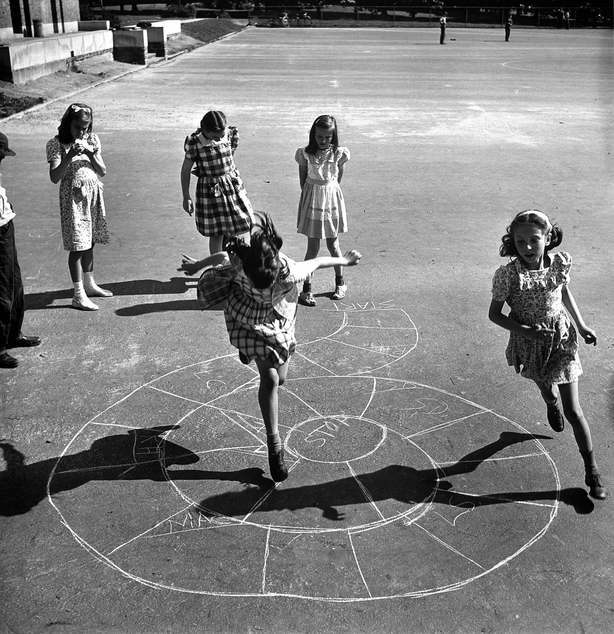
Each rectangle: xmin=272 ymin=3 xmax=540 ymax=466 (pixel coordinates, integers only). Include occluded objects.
xmin=1 ymin=26 xmax=613 ymax=634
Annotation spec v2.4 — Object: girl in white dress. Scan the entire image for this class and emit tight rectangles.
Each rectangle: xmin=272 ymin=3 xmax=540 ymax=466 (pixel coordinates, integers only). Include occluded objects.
xmin=295 ymin=115 xmax=350 ymax=306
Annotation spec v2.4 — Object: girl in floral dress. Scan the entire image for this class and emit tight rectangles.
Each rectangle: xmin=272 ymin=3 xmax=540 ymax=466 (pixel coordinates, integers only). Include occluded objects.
xmin=489 ymin=210 xmax=606 ymax=500
xmin=47 ymin=103 xmax=111 ymax=311
xmin=179 ymin=213 xmax=361 ymax=482
xmin=181 ymin=110 xmax=254 ymax=255
xmin=295 ymin=115 xmax=350 ymax=306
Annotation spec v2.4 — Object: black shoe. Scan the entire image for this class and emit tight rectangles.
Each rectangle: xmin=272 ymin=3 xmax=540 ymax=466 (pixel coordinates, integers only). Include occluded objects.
xmin=8 ymin=335 xmax=41 ymax=348
xmin=0 ymin=352 xmax=19 ymax=368
xmin=546 ymin=399 xmax=564 ymax=432
xmin=585 ymin=471 xmax=607 ymax=500
xmin=268 ymin=449 xmax=288 ymax=482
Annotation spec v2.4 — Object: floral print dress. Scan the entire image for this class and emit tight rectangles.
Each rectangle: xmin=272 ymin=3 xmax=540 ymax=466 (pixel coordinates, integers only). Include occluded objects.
xmin=491 ymin=251 xmax=582 ymax=385
xmin=46 ymin=134 xmax=109 ymax=251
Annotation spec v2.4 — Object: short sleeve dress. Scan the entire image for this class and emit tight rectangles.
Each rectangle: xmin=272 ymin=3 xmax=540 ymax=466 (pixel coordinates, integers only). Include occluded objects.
xmin=224 ymin=253 xmax=308 ymax=368
xmin=295 ymin=146 xmax=350 ymax=239
xmin=491 ymin=251 xmax=582 ymax=385
xmin=46 ymin=133 xmax=109 ymax=252
xmin=184 ymin=126 xmax=254 ymax=238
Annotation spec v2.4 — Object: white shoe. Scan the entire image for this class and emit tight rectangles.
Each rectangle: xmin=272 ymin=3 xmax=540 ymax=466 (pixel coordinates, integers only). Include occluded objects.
xmin=331 ymin=284 xmax=347 ymax=300
xmin=83 ymin=273 xmax=113 ymax=297
xmin=72 ymin=295 xmax=99 ymax=311
xmin=84 ymin=284 xmax=113 ymax=297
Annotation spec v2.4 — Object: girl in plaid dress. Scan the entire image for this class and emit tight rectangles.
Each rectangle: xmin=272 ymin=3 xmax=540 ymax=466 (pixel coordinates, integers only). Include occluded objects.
xmin=181 ymin=111 xmax=254 ymax=255
xmin=489 ymin=210 xmax=606 ymax=500
xmin=179 ymin=213 xmax=362 ymax=482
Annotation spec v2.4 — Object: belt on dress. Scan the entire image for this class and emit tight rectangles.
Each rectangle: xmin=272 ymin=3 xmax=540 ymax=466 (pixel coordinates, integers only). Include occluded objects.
xmin=305 ymin=177 xmax=335 ymax=186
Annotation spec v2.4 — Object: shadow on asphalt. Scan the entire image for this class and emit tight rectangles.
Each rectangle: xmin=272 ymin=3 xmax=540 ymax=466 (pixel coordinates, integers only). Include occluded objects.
xmin=197 ymin=431 xmax=596 ymax=519
xmin=24 ymin=277 xmax=194 ymax=310
xmin=0 ymin=428 xmax=596 ymax=519
xmin=0 ymin=425 xmax=271 ymax=517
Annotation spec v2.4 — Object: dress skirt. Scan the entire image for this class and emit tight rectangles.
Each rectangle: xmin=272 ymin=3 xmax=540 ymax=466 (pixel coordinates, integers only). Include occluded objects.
xmin=194 ymin=170 xmax=253 ymax=237
xmin=297 ymin=178 xmax=347 ymax=239
xmin=224 ymin=285 xmax=297 ymax=369
xmin=505 ymin=310 xmax=582 ymax=384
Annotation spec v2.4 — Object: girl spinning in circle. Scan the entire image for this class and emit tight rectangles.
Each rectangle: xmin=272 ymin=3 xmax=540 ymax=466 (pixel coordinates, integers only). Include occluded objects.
xmin=179 ymin=213 xmax=361 ymax=482
xmin=489 ymin=210 xmax=606 ymax=500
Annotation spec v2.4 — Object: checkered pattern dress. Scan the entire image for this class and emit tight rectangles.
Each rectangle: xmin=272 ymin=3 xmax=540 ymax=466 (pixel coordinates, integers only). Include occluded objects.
xmin=184 ymin=126 xmax=254 ymax=237
xmin=224 ymin=253 xmax=306 ymax=368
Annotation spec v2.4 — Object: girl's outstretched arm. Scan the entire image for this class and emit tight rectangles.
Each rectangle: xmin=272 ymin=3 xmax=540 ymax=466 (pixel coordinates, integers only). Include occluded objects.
xmin=488 ymin=299 xmax=555 ymax=341
xmin=178 ymin=251 xmax=229 ymax=276
xmin=294 ymin=250 xmax=361 ymax=280
xmin=561 ymin=285 xmax=597 ymax=345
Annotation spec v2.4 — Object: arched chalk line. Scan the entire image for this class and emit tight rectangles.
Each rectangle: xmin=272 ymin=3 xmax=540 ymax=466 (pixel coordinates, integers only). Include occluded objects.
xmin=47 ymin=371 xmax=560 ymax=602
xmin=501 ymin=59 xmax=611 ymax=76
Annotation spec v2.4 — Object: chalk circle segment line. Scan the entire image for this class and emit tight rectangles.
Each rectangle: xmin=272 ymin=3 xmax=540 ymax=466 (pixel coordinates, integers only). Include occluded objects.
xmin=45 ymin=307 xmax=559 ymax=601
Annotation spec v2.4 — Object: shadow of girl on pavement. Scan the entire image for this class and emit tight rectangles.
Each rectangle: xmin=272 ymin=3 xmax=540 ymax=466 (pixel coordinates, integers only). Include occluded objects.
xmin=196 ymin=431 xmax=595 ymax=519
xmin=0 ymin=425 xmax=269 ymax=516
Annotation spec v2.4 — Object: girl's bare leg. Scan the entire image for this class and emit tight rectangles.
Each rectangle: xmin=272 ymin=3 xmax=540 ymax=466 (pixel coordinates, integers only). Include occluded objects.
xmin=255 ymin=357 xmax=289 ymax=481
xmin=557 ymin=381 xmax=606 ymax=499
xmin=69 ymin=248 xmax=99 ymax=310
xmin=325 ymin=237 xmax=343 ymax=277
xmin=209 ymin=235 xmax=224 ymax=255
xmin=300 ymin=238 xmax=321 ymax=305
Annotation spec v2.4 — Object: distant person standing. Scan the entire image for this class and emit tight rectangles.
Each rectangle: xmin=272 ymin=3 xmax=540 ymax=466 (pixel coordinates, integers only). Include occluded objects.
xmin=505 ymin=11 xmax=513 ymax=41
xmin=440 ymin=12 xmax=447 ymax=44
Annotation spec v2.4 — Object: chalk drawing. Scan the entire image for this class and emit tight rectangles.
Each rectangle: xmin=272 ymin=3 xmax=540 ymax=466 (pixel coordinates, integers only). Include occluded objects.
xmin=46 ymin=304 xmax=560 ymax=601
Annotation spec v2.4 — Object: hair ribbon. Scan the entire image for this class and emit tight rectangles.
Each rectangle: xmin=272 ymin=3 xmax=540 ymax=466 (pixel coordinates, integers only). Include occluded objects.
xmin=516 ymin=209 xmax=552 ymax=231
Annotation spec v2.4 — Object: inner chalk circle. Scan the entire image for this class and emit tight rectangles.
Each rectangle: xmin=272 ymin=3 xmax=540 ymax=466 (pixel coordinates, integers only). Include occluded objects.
xmin=287 ymin=416 xmax=386 ymax=464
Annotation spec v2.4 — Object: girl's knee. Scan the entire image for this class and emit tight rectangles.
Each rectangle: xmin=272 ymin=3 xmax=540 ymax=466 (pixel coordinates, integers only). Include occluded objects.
xmin=562 ymin=403 xmax=585 ymax=427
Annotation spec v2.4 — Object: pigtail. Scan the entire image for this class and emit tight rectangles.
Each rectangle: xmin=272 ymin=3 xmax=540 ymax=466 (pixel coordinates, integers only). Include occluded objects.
xmin=546 ymin=224 xmax=563 ymax=251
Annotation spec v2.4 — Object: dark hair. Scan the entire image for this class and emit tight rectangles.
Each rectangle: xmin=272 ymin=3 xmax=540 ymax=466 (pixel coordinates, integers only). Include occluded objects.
xmin=57 ymin=103 xmax=93 ymax=144
xmin=305 ymin=115 xmax=339 ymax=155
xmin=499 ymin=209 xmax=563 ymax=258
xmin=200 ymin=111 xmax=227 ymax=134
xmin=225 ymin=213 xmax=288 ymax=289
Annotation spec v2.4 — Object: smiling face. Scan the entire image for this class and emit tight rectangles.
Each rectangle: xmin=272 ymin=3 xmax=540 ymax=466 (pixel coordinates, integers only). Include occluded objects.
xmin=315 ymin=126 xmax=334 ymax=151
xmin=513 ymin=223 xmax=551 ymax=270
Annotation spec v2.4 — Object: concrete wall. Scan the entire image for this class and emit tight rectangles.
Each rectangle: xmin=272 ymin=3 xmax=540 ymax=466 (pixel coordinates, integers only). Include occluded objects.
xmin=0 ymin=29 xmax=113 ymax=83
xmin=112 ymin=28 xmax=147 ymax=65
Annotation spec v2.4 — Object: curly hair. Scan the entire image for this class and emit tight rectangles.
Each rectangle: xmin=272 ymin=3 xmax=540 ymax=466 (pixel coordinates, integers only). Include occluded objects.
xmin=57 ymin=103 xmax=93 ymax=144
xmin=225 ymin=213 xmax=288 ymax=289
xmin=200 ymin=111 xmax=227 ymax=134
xmin=499 ymin=209 xmax=563 ymax=258
xmin=305 ymin=115 xmax=339 ymax=155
